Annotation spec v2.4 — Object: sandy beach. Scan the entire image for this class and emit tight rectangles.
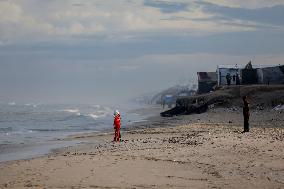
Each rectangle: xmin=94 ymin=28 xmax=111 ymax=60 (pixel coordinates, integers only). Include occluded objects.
xmin=0 ymin=107 xmax=284 ymax=189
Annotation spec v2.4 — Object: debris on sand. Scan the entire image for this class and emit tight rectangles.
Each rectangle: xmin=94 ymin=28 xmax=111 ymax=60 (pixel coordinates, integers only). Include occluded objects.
xmin=160 ymin=101 xmax=208 ymax=117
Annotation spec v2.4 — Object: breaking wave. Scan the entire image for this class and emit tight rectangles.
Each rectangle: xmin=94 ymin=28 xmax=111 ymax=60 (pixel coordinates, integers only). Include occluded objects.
xmin=25 ymin=103 xmax=38 ymax=108
xmin=8 ymin=102 xmax=16 ymax=106
xmin=62 ymin=106 xmax=112 ymax=120
xmin=63 ymin=109 xmax=80 ymax=113
xmin=63 ymin=109 xmax=81 ymax=116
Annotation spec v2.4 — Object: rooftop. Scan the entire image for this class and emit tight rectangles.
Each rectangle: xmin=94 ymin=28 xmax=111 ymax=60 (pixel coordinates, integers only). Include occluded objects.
xmin=217 ymin=64 xmax=281 ymax=69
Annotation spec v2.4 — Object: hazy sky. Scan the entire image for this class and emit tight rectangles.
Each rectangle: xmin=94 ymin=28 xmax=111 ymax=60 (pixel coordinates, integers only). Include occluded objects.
xmin=1 ymin=0 xmax=284 ymax=104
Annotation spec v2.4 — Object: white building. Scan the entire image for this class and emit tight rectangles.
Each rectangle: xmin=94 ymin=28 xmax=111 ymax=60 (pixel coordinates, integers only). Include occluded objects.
xmin=217 ymin=64 xmax=284 ymax=86
xmin=217 ymin=65 xmax=241 ymax=86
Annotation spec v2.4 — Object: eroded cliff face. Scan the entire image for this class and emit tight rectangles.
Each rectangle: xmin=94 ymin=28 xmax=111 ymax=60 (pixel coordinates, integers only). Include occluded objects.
xmin=161 ymin=85 xmax=284 ymax=117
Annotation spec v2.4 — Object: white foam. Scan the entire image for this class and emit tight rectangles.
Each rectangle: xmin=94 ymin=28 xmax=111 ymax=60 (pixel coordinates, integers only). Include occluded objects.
xmin=25 ymin=103 xmax=37 ymax=108
xmin=87 ymin=114 xmax=99 ymax=119
xmin=97 ymin=110 xmax=107 ymax=114
xmin=93 ymin=105 xmax=101 ymax=109
xmin=8 ymin=102 xmax=16 ymax=106
xmin=63 ymin=105 xmax=112 ymax=119
xmin=63 ymin=109 xmax=80 ymax=113
xmin=86 ymin=111 xmax=110 ymax=119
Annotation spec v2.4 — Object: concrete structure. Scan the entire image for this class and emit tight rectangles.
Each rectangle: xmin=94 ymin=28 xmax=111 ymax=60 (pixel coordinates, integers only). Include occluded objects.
xmin=257 ymin=65 xmax=284 ymax=84
xmin=241 ymin=68 xmax=258 ymax=85
xmin=217 ymin=64 xmax=284 ymax=86
xmin=217 ymin=65 xmax=241 ymax=86
xmin=197 ymin=72 xmax=217 ymax=94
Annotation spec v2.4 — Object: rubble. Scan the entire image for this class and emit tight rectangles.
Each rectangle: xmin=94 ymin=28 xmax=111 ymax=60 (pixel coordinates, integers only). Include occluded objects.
xmin=160 ymin=102 xmax=208 ymax=117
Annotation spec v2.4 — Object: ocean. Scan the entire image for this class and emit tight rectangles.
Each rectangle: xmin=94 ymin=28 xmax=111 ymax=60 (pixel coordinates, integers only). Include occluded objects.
xmin=0 ymin=103 xmax=148 ymax=162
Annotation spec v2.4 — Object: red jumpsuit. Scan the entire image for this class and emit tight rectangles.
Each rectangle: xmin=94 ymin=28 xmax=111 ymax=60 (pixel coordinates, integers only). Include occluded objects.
xmin=113 ymin=115 xmax=121 ymax=142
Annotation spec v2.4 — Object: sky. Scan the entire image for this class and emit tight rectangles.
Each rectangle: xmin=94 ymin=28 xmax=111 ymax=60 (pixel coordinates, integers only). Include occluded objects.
xmin=0 ymin=0 xmax=284 ymax=104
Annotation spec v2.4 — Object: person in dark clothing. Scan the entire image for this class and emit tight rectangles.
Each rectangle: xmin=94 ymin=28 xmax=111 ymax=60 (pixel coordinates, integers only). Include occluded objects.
xmin=243 ymin=96 xmax=250 ymax=132
xmin=236 ymin=73 xmax=240 ymax=85
xmin=267 ymin=77 xmax=270 ymax=85
xmin=226 ymin=73 xmax=232 ymax=85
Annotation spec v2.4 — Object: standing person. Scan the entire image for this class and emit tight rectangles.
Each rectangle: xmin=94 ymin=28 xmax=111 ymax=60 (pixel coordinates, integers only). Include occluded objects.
xmin=226 ymin=73 xmax=232 ymax=86
xmin=161 ymin=97 xmax=165 ymax=109
xmin=243 ymin=96 xmax=250 ymax=132
xmin=236 ymin=73 xmax=240 ymax=85
xmin=113 ymin=110 xmax=121 ymax=142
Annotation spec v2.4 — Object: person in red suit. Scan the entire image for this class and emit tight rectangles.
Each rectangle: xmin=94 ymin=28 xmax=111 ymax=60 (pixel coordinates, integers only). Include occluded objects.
xmin=113 ymin=110 xmax=121 ymax=142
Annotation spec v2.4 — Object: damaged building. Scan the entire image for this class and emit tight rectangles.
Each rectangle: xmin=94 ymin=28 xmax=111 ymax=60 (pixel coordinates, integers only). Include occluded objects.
xmin=217 ymin=63 xmax=284 ymax=86
xmin=197 ymin=72 xmax=217 ymax=94
xmin=217 ymin=65 xmax=241 ymax=86
xmin=257 ymin=65 xmax=284 ymax=84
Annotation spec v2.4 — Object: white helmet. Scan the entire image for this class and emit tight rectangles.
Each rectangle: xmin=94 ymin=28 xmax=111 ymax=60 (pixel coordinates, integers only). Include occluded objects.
xmin=114 ymin=110 xmax=120 ymax=116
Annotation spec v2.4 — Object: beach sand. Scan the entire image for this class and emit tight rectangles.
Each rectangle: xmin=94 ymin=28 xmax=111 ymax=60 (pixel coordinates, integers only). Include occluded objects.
xmin=0 ymin=107 xmax=284 ymax=188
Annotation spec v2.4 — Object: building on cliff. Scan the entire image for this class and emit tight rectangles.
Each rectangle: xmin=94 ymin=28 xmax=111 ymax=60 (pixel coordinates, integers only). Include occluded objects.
xmin=217 ymin=64 xmax=241 ymax=86
xmin=197 ymin=72 xmax=217 ymax=94
xmin=257 ymin=65 xmax=284 ymax=85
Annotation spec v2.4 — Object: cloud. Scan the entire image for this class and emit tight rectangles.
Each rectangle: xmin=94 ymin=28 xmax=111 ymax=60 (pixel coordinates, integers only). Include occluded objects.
xmin=0 ymin=1 xmax=283 ymax=59
xmin=0 ymin=1 xmax=54 ymax=42
xmin=0 ymin=1 xmax=111 ymax=42
xmin=198 ymin=2 xmax=284 ymax=27
xmin=2 ymin=29 xmax=284 ymax=64
xmin=0 ymin=0 xmax=272 ymax=44
xmin=143 ymin=0 xmax=189 ymax=13
xmin=202 ymin=0 xmax=284 ymax=9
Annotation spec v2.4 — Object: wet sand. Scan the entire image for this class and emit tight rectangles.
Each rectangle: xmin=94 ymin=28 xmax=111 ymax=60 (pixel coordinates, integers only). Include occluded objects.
xmin=0 ymin=107 xmax=284 ymax=188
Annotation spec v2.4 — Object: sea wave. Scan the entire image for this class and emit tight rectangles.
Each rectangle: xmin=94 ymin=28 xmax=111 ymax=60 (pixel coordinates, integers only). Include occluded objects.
xmin=62 ymin=105 xmax=112 ymax=120
xmin=93 ymin=105 xmax=101 ymax=109
xmin=86 ymin=109 xmax=112 ymax=120
xmin=0 ymin=127 xmax=13 ymax=133
xmin=63 ymin=109 xmax=80 ymax=113
xmin=62 ymin=109 xmax=81 ymax=116
xmin=82 ymin=112 xmax=109 ymax=120
xmin=87 ymin=114 xmax=99 ymax=119
xmin=25 ymin=104 xmax=38 ymax=108
xmin=30 ymin=128 xmax=64 ymax=132
xmin=8 ymin=102 xmax=16 ymax=106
